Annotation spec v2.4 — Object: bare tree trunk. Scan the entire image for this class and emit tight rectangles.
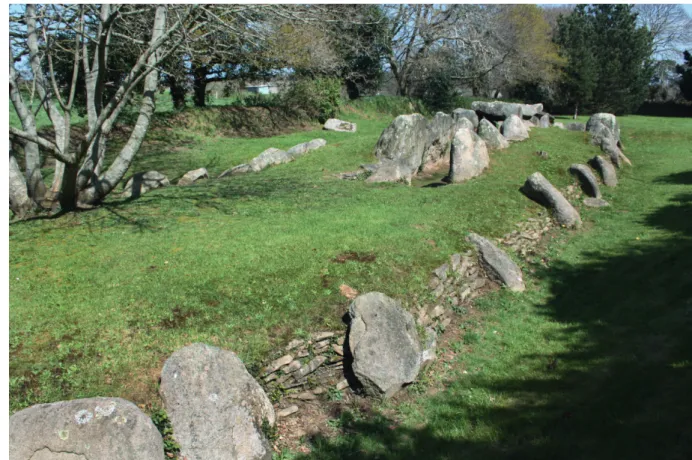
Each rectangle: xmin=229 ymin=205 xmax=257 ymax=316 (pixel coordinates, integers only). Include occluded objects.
xmin=169 ymin=75 xmax=187 ymax=109
xmin=9 ymin=151 xmax=34 ymax=217
xmin=46 ymin=160 xmax=65 ymax=203
xmin=59 ymin=163 xmax=81 ymax=210
xmin=193 ymin=65 xmax=208 ymax=107
xmin=574 ymin=103 xmax=578 ymax=120
xmin=9 ymin=50 xmax=46 ymax=204
xmin=78 ymin=6 xmax=168 ymax=205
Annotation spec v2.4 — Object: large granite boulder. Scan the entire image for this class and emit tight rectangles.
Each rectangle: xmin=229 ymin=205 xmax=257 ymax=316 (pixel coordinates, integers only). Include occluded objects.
xmin=367 ymin=114 xmax=429 ymax=183
xmin=537 ymin=113 xmax=551 ymax=128
xmin=423 ymin=112 xmax=455 ymax=169
xmin=587 ymin=122 xmax=631 ymax=168
xmin=586 ymin=113 xmax=620 ymax=144
xmin=324 ymin=119 xmax=357 ymax=132
xmin=160 ymin=343 xmax=275 ymax=460
xmin=9 ymin=397 xmax=163 ymax=460
xmin=423 ymin=113 xmax=474 ymax=170
xmin=521 ymin=172 xmax=582 ymax=228
xmin=286 ymin=138 xmax=327 ymax=158
xmin=122 ymin=171 xmax=169 ymax=198
xmin=448 ymin=127 xmax=490 ymax=183
xmin=348 ymin=292 xmax=421 ymax=398
xmin=178 ymin=167 xmax=209 ymax=186
xmin=477 ymin=119 xmax=509 ymax=150
xmin=502 ymin=114 xmax=529 ymax=141
xmin=467 ymin=233 xmax=525 ymax=292
xmin=452 ymin=108 xmax=479 ymax=129
xmin=471 ymin=101 xmax=543 ymax=119
xmin=569 ymin=164 xmax=601 ymax=198
xmin=588 ymin=155 xmax=618 ymax=187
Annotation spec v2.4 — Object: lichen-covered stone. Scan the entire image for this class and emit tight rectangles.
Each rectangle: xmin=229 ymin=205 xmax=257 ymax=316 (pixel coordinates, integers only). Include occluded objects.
xmin=569 ymin=164 xmax=602 ymax=198
xmin=178 ymin=167 xmax=209 ymax=186
xmin=368 ymin=114 xmax=429 ymax=183
xmin=122 ymin=171 xmax=169 ymax=198
xmin=588 ymin=155 xmax=618 ymax=187
xmin=452 ymin=108 xmax=479 ymax=129
xmin=324 ymin=119 xmax=356 ymax=132
xmin=9 ymin=397 xmax=163 ymax=460
xmin=471 ymin=101 xmax=543 ymax=119
xmin=467 ymin=233 xmax=525 ymax=292
xmin=521 ymin=172 xmax=582 ymax=228
xmin=160 ymin=343 xmax=274 ymax=460
xmin=477 ymin=119 xmax=509 ymax=150
xmin=502 ymin=115 xmax=529 ymax=141
xmin=348 ymin=292 xmax=421 ymax=398
xmin=448 ymin=128 xmax=489 ymax=183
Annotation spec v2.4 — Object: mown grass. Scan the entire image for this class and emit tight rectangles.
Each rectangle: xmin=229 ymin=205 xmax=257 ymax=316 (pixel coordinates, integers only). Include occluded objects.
xmin=9 ymin=98 xmax=692 ymax=458
xmin=292 ymin=116 xmax=692 ymax=460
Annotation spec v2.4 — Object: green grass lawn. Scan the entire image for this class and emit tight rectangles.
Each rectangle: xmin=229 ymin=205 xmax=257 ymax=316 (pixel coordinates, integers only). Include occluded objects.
xmin=9 ymin=100 xmax=692 ymax=458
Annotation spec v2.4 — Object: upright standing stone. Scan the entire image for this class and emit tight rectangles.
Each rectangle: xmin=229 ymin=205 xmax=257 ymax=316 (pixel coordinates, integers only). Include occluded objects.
xmin=477 ymin=119 xmax=509 ymax=150
xmin=448 ymin=127 xmax=490 ymax=183
xmin=502 ymin=115 xmax=529 ymax=141
xmin=568 ymin=164 xmax=602 ymax=198
xmin=160 ymin=343 xmax=275 ymax=460
xmin=452 ymin=108 xmax=479 ymax=129
xmin=367 ymin=114 xmax=429 ymax=183
xmin=538 ymin=113 xmax=551 ymax=128
xmin=586 ymin=113 xmax=620 ymax=145
xmin=521 ymin=172 xmax=582 ymax=228
xmin=348 ymin=292 xmax=421 ymax=398
xmin=9 ymin=397 xmax=164 ymax=460
xmin=588 ymin=155 xmax=618 ymax=187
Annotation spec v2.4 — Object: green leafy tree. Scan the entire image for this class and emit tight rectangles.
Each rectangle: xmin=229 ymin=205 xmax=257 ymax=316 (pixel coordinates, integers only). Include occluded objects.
xmin=676 ymin=50 xmax=692 ymax=100
xmin=556 ymin=4 xmax=654 ymax=115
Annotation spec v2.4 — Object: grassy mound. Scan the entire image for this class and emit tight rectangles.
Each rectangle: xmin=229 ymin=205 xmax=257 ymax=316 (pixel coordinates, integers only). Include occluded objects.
xmin=9 ymin=98 xmax=692 ymax=458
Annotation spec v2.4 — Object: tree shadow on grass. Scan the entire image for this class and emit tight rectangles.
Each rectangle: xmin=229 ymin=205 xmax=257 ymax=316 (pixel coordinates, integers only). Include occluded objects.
xmin=296 ymin=173 xmax=692 ymax=460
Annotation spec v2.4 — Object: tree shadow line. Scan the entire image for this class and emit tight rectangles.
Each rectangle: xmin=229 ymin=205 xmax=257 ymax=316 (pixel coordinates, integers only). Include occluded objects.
xmin=295 ymin=171 xmax=692 ymax=460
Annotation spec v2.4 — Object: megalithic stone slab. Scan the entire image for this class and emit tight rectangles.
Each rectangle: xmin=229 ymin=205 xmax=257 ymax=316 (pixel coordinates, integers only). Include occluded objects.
xmin=478 ymin=119 xmax=509 ymax=150
xmin=348 ymin=292 xmax=421 ymax=399
xmin=588 ymin=155 xmax=618 ymax=187
xmin=467 ymin=232 xmax=526 ymax=292
xmin=521 ymin=172 xmax=582 ymax=228
xmin=501 ymin=115 xmax=529 ymax=141
xmin=160 ymin=343 xmax=275 ymax=460
xmin=9 ymin=397 xmax=164 ymax=460
xmin=448 ymin=127 xmax=490 ymax=183
xmin=568 ymin=164 xmax=602 ymax=198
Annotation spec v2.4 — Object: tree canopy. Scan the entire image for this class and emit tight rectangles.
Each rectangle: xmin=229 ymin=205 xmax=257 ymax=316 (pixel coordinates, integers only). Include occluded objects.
xmin=556 ymin=4 xmax=654 ymax=115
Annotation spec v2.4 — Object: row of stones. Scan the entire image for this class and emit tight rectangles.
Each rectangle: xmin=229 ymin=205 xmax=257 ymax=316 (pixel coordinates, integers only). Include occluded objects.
xmin=120 ymin=138 xmax=328 ymax=198
xmin=355 ymin=101 xmax=555 ymax=185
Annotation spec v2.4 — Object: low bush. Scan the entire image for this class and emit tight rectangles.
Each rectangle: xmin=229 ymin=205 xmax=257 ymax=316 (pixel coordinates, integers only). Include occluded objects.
xmin=280 ymin=77 xmax=343 ymax=123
